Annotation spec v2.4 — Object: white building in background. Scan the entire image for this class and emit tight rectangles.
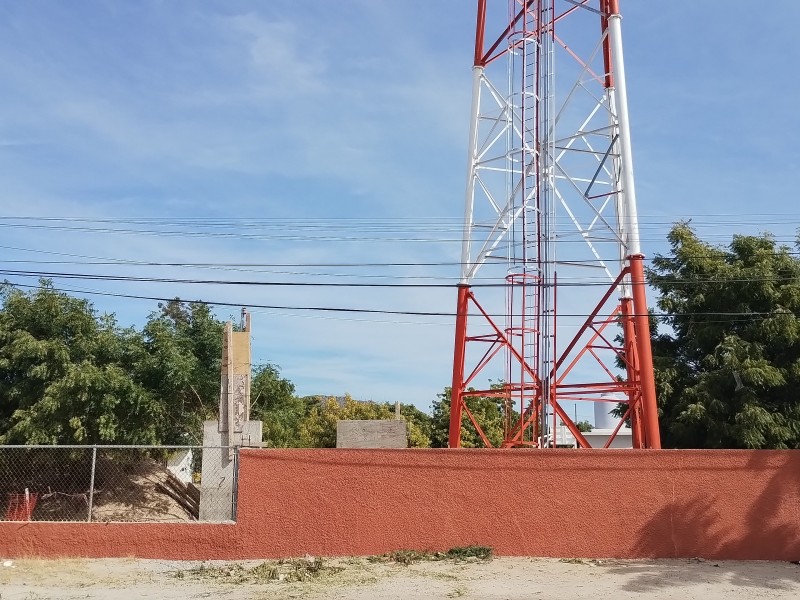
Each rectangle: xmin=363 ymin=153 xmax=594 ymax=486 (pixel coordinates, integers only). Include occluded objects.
xmin=581 ymin=427 xmax=633 ymax=449
xmin=551 ymin=422 xmax=633 ymax=448
xmin=585 ymin=396 xmax=633 ymax=448
xmin=551 ymin=397 xmax=634 ymax=448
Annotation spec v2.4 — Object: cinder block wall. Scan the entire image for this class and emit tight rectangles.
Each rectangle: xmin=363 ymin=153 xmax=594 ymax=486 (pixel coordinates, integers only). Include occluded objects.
xmin=2 ymin=449 xmax=799 ymax=560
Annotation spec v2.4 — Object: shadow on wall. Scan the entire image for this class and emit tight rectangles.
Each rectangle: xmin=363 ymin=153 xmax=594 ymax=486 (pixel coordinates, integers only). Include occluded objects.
xmin=617 ymin=451 xmax=800 ymax=590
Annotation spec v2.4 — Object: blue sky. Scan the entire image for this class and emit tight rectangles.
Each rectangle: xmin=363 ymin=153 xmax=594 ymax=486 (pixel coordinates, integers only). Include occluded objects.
xmin=1 ymin=1 xmax=799 ymax=418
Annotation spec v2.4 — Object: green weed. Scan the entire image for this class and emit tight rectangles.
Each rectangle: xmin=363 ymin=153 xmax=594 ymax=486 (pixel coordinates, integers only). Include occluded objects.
xmin=369 ymin=546 xmax=493 ymax=565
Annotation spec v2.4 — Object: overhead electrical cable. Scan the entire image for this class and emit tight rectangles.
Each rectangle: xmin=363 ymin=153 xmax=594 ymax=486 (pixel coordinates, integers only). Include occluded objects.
xmin=2 ymin=281 xmax=797 ymax=323
xmin=2 ymin=268 xmax=800 ymax=288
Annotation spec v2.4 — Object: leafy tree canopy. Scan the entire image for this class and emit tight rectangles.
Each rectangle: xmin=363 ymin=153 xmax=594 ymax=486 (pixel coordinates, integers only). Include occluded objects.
xmin=250 ymin=363 xmax=311 ymax=448
xmin=649 ymin=223 xmax=800 ymax=448
xmin=429 ymin=387 xmax=505 ymax=448
xmin=0 ymin=282 xmax=162 ymax=444
xmin=0 ymin=284 xmax=227 ymax=445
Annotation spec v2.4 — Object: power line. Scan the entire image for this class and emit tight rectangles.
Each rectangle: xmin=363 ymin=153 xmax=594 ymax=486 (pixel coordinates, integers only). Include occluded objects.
xmin=2 ymin=268 xmax=800 ymax=288
xmin=0 ymin=220 xmax=797 ymax=244
xmin=4 ymin=244 xmax=800 ymax=271
xmin=2 ymin=280 xmax=797 ymax=323
xmin=0 ymin=269 xmax=497 ymax=288
xmin=3 ymin=214 xmax=800 ymax=225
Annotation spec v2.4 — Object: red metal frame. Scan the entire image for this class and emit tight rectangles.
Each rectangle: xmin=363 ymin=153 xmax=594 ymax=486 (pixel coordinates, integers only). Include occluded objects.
xmin=449 ymin=264 xmax=659 ymax=448
xmin=629 ymin=254 xmax=661 ymax=448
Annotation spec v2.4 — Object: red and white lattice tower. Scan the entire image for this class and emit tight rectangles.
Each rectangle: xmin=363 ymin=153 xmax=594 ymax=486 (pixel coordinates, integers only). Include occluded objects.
xmin=449 ymin=0 xmax=661 ymax=448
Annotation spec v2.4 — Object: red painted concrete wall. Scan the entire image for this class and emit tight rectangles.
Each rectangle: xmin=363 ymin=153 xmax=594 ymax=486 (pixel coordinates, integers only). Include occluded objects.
xmin=2 ymin=449 xmax=799 ymax=560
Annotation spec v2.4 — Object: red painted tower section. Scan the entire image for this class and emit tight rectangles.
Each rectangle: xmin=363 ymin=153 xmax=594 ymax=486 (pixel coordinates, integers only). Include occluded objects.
xmin=449 ymin=0 xmax=660 ymax=449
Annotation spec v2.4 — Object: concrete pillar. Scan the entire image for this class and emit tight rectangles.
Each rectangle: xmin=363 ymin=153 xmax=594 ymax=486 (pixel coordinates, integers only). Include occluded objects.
xmin=199 ymin=419 xmax=262 ymax=522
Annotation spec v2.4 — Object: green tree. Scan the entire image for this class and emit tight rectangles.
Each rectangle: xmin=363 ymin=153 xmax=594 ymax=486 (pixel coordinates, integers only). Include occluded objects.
xmin=250 ymin=363 xmax=310 ymax=448
xmin=0 ymin=282 xmax=162 ymax=444
xmin=397 ymin=403 xmax=433 ymax=448
xmin=133 ymin=299 xmax=225 ymax=443
xmin=649 ymin=223 xmax=800 ymax=448
xmin=0 ymin=285 xmax=236 ymax=445
xmin=251 ymin=364 xmax=296 ymax=412
xmin=429 ymin=387 xmax=505 ymax=448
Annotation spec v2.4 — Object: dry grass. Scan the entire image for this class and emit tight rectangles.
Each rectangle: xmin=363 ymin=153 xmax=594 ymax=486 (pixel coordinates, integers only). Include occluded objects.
xmin=175 ymin=556 xmax=345 ymax=585
xmin=171 ymin=546 xmax=493 ymax=590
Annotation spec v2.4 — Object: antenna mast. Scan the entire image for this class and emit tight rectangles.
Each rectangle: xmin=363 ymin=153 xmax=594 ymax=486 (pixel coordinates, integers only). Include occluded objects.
xmin=449 ymin=0 xmax=660 ymax=449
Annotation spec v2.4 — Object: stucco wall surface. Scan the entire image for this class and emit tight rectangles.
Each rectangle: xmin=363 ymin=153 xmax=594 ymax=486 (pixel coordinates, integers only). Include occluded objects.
xmin=2 ymin=449 xmax=799 ymax=560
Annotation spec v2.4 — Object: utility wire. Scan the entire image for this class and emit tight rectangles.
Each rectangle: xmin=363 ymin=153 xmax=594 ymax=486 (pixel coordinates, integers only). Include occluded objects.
xmin=2 ymin=214 xmax=799 ymax=225
xmin=4 ymin=245 xmax=800 ymax=271
xmin=0 ymin=269 xmax=501 ymax=288
xmin=2 ymin=280 xmax=797 ymax=323
xmin=0 ymin=221 xmax=796 ymax=244
xmin=2 ymin=268 xmax=800 ymax=288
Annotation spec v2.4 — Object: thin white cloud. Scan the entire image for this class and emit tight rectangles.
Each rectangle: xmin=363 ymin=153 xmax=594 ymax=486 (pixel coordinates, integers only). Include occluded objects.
xmin=222 ymin=14 xmax=328 ymax=96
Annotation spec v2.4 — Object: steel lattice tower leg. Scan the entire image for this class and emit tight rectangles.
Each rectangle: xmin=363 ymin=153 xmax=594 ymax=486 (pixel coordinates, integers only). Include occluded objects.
xmin=449 ymin=0 xmax=661 ymax=449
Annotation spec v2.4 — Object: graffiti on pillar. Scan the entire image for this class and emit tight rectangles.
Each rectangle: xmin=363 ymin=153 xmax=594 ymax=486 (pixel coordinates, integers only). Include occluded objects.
xmin=231 ymin=374 xmax=248 ymax=433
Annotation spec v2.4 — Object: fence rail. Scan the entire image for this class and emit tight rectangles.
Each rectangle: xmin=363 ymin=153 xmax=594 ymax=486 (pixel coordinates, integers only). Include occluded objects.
xmin=0 ymin=445 xmax=240 ymax=523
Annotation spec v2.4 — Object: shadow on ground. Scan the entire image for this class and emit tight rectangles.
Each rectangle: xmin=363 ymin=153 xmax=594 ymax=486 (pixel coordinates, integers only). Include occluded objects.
xmin=601 ymin=559 xmax=800 ymax=593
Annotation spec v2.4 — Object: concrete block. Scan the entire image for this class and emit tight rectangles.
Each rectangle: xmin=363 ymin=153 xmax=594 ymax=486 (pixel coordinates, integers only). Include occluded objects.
xmin=336 ymin=420 xmax=407 ymax=449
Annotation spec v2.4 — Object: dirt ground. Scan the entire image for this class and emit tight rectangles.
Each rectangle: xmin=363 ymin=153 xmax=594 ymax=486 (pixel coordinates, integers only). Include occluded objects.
xmin=1 ymin=556 xmax=799 ymax=599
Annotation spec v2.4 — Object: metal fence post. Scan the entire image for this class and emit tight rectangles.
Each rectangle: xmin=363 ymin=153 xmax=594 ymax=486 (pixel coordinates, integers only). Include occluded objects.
xmin=231 ymin=446 xmax=239 ymax=521
xmin=87 ymin=445 xmax=97 ymax=523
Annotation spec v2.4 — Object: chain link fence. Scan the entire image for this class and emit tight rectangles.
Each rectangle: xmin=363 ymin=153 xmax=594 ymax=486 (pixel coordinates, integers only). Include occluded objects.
xmin=0 ymin=445 xmax=240 ymax=523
